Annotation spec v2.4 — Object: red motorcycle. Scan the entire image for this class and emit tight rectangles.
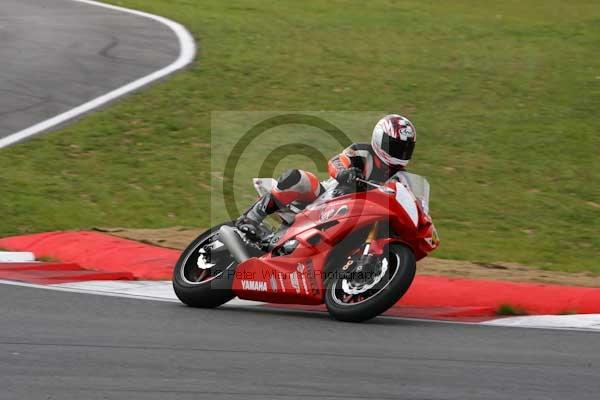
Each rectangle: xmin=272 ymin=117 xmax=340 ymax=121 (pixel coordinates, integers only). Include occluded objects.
xmin=173 ymin=172 xmax=439 ymax=322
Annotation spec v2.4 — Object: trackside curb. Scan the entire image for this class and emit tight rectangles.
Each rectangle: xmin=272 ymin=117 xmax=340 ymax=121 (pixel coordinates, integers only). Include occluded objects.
xmin=1 ymin=231 xmax=599 ymax=317
xmin=0 ymin=231 xmax=177 ymax=280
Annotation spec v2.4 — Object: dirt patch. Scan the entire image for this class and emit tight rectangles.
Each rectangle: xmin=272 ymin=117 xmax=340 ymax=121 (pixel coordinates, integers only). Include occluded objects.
xmin=417 ymin=258 xmax=600 ymax=287
xmin=94 ymin=227 xmax=198 ymax=250
xmin=95 ymin=227 xmax=600 ymax=288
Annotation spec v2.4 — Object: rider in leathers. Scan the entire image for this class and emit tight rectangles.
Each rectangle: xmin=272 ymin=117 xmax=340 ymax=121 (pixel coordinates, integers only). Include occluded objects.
xmin=236 ymin=114 xmax=418 ymax=240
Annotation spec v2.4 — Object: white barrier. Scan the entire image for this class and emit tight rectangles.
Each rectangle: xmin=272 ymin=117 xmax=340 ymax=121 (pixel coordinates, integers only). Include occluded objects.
xmin=0 ymin=252 xmax=35 ymax=262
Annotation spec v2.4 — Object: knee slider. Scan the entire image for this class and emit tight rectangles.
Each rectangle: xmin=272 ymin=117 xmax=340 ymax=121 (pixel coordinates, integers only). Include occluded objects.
xmin=276 ymin=169 xmax=302 ymax=191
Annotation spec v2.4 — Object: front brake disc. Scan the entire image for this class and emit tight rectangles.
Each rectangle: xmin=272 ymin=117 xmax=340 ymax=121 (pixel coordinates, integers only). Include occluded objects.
xmin=341 ymin=258 xmax=388 ymax=295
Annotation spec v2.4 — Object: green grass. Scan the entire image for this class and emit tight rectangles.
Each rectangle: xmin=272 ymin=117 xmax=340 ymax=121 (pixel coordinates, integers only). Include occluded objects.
xmin=559 ymin=309 xmax=577 ymax=315
xmin=36 ymin=255 xmax=59 ymax=263
xmin=496 ymin=304 xmax=529 ymax=316
xmin=0 ymin=0 xmax=598 ymax=273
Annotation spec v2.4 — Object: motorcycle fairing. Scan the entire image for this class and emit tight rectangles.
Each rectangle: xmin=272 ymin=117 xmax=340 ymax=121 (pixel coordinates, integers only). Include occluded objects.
xmin=233 ymin=176 xmax=438 ymax=303
xmin=231 ymin=254 xmax=326 ymax=304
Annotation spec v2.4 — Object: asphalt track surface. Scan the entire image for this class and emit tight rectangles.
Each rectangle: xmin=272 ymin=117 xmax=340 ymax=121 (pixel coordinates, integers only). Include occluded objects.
xmin=1 ymin=285 xmax=599 ymax=400
xmin=0 ymin=0 xmax=179 ymax=141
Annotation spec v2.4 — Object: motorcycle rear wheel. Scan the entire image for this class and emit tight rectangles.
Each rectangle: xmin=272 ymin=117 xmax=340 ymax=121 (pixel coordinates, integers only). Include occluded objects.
xmin=325 ymin=243 xmax=416 ymax=322
xmin=172 ymin=222 xmax=237 ymax=308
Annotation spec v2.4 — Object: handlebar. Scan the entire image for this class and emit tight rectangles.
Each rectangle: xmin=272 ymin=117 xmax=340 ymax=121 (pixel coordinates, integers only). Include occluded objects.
xmin=356 ymin=178 xmax=395 ymax=194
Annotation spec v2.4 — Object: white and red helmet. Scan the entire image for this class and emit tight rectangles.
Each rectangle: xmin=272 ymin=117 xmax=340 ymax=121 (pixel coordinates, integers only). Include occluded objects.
xmin=371 ymin=114 xmax=416 ymax=167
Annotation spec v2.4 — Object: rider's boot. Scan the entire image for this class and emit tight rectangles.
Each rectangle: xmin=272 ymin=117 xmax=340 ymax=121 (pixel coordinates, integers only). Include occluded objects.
xmin=235 ymin=194 xmax=273 ymax=243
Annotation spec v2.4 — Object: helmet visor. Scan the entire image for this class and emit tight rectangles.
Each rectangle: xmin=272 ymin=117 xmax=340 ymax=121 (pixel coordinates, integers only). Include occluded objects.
xmin=381 ymin=134 xmax=415 ymax=161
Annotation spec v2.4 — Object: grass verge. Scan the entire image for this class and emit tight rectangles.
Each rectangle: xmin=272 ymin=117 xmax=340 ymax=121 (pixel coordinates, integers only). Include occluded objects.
xmin=0 ymin=0 xmax=598 ymax=273
xmin=496 ymin=304 xmax=529 ymax=316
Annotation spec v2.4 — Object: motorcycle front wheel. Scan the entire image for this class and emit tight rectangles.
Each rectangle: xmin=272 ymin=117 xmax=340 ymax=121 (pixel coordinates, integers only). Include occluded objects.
xmin=172 ymin=222 xmax=237 ymax=308
xmin=324 ymin=243 xmax=416 ymax=322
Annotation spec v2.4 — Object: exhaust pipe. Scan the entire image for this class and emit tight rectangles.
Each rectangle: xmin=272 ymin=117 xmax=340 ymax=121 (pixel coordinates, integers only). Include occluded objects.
xmin=219 ymin=225 xmax=250 ymax=263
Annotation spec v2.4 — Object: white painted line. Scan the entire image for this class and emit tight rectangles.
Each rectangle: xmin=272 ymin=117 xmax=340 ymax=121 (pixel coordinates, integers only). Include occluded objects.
xmin=0 ymin=0 xmax=196 ymax=149
xmin=482 ymin=314 xmax=600 ymax=332
xmin=53 ymin=280 xmax=178 ymax=300
xmin=51 ymin=280 xmax=265 ymax=306
xmin=0 ymin=279 xmax=179 ymax=303
xmin=0 ymin=252 xmax=35 ymax=262
xmin=0 ymin=279 xmax=265 ymax=307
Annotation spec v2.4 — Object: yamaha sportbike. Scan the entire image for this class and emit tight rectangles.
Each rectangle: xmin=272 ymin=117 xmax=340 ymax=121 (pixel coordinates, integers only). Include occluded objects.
xmin=173 ymin=172 xmax=439 ymax=322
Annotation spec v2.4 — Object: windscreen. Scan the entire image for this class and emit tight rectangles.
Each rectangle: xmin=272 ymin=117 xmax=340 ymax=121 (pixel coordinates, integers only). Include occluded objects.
xmin=390 ymin=172 xmax=431 ymax=214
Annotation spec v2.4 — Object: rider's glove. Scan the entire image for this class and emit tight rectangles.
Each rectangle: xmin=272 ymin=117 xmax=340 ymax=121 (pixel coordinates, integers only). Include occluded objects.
xmin=336 ymin=167 xmax=364 ymax=186
xmin=235 ymin=218 xmax=261 ymax=240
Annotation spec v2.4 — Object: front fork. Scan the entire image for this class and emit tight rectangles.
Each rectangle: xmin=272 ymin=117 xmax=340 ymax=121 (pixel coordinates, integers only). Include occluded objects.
xmin=361 ymin=221 xmax=379 ymax=255
xmin=342 ymin=222 xmax=383 ymax=276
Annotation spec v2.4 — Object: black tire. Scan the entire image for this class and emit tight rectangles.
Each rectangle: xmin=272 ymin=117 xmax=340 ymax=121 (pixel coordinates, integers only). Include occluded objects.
xmin=325 ymin=243 xmax=416 ymax=322
xmin=172 ymin=222 xmax=237 ymax=308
